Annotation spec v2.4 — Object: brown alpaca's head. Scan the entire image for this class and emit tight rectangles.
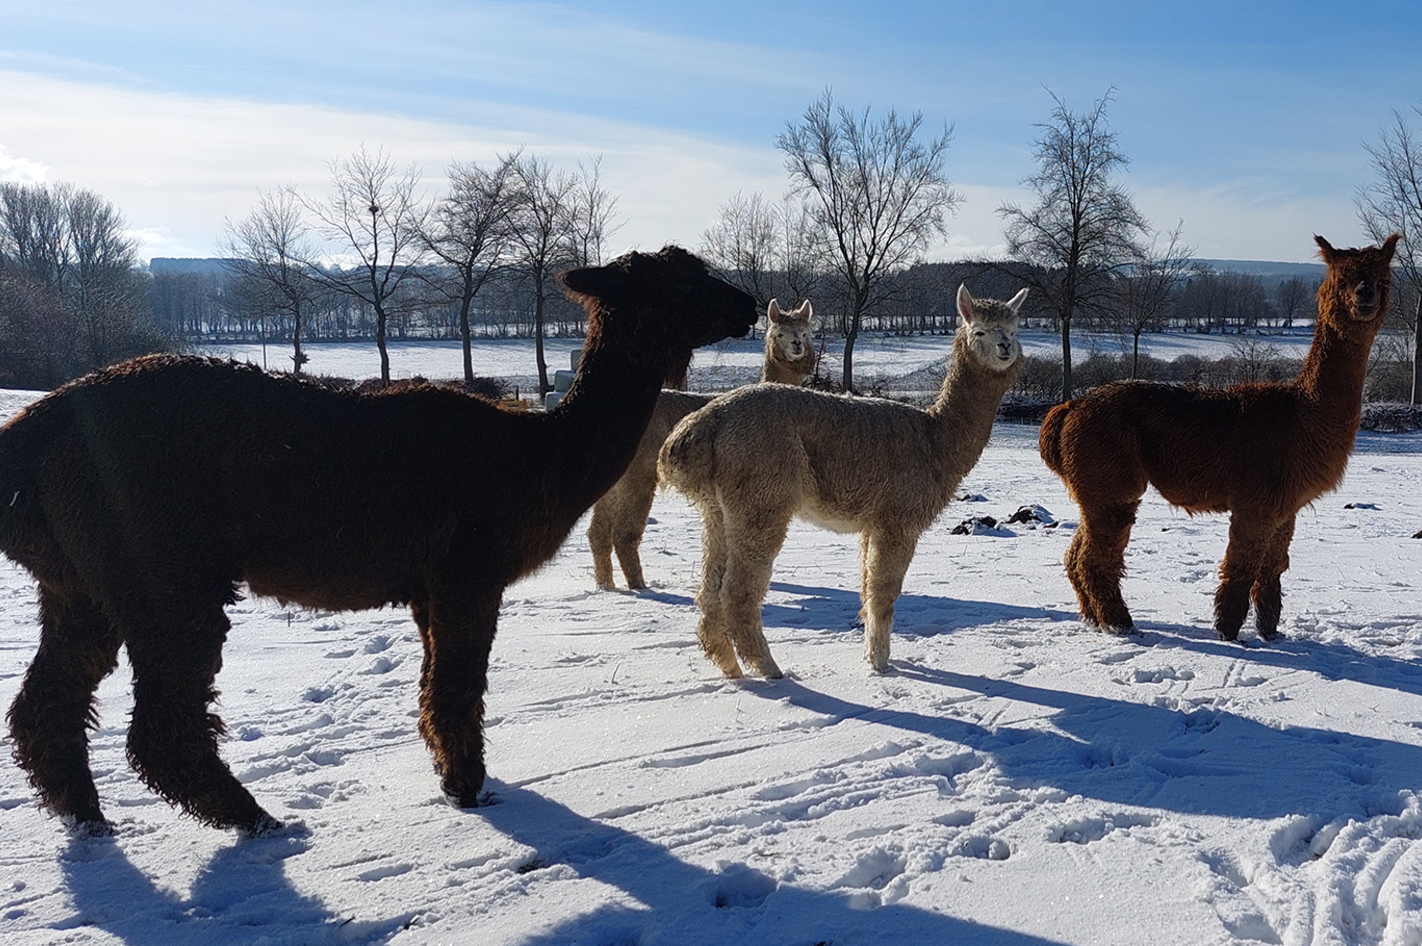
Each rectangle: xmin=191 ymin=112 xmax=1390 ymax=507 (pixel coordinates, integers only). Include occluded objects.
xmin=765 ymin=299 xmax=815 ymax=362
xmin=1314 ymin=233 xmax=1399 ymax=327
xmin=560 ymin=245 xmax=757 ymax=384
xmin=956 ymin=284 xmax=1027 ymax=371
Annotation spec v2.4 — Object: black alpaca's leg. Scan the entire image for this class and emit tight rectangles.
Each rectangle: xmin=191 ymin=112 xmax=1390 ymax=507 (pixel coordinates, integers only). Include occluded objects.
xmin=1071 ymin=502 xmax=1139 ymax=632
xmin=416 ymin=586 xmax=502 ymax=806
xmin=1251 ymin=516 xmax=1295 ymax=641
xmin=124 ymin=607 xmax=280 ymax=834
xmin=7 ymin=586 xmax=122 ymax=835
xmin=1215 ymin=515 xmax=1268 ymax=642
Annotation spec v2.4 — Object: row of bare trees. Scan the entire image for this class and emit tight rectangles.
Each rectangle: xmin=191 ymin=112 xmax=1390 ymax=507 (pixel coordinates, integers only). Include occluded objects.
xmin=221 ymin=148 xmax=618 ymax=393
xmin=0 ymin=182 xmax=171 ymax=388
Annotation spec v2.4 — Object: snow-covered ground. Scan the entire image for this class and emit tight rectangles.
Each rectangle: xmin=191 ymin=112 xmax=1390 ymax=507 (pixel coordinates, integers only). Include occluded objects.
xmin=203 ymin=325 xmax=1323 ymax=398
xmin=4 ymin=336 xmax=1422 ymax=946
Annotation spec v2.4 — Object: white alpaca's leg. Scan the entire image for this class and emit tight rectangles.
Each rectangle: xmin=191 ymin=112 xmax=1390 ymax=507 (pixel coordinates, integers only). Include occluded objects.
xmin=862 ymin=530 xmax=918 ymax=673
xmin=694 ymin=504 xmax=741 ymax=677
xmin=721 ymin=507 xmax=791 ymax=679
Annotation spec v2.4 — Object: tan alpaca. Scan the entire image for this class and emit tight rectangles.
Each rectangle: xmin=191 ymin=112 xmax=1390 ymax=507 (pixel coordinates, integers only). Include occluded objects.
xmin=660 ymin=285 xmax=1026 ymax=677
xmin=588 ymin=299 xmax=817 ymax=589
xmin=762 ymin=299 xmax=816 ymax=383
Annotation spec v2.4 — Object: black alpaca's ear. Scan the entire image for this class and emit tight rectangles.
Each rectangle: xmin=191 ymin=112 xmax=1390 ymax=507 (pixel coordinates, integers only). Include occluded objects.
xmin=1314 ymin=235 xmax=1335 ymax=263
xmin=1381 ymin=233 xmax=1401 ymax=262
xmin=560 ymin=265 xmax=621 ymax=299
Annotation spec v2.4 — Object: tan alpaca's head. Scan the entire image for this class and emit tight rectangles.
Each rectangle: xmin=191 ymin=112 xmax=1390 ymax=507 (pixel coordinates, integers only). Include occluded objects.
xmin=956 ymin=284 xmax=1026 ymax=370
xmin=765 ymin=299 xmax=815 ymax=363
xmin=1314 ymin=233 xmax=1399 ymax=326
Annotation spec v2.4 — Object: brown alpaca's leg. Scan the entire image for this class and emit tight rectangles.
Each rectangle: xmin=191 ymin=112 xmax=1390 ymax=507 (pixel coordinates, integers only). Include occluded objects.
xmin=1215 ymin=515 xmax=1272 ymax=641
xmin=856 ymin=533 xmax=870 ymax=627
xmin=588 ymin=500 xmax=618 ymax=589
xmin=862 ymin=531 xmax=918 ymax=673
xmin=694 ymin=504 xmax=742 ymax=678
xmin=1071 ymin=502 xmax=1139 ymax=632
xmin=7 ymin=586 xmax=121 ymax=835
xmin=416 ymin=586 xmax=502 ymax=806
xmin=611 ymin=485 xmax=656 ymax=591
xmin=719 ymin=508 xmax=790 ymax=679
xmin=1249 ymin=516 xmax=1295 ymax=641
xmin=124 ymin=607 xmax=281 ymax=834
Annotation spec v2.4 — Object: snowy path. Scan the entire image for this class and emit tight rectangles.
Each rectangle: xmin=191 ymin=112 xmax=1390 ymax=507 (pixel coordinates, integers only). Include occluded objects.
xmin=3 ymin=408 xmax=1422 ymax=944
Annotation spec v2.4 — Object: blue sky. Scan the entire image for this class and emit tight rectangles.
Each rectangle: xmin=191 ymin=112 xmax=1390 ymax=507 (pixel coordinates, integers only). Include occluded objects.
xmin=1 ymin=0 xmax=1417 ymax=262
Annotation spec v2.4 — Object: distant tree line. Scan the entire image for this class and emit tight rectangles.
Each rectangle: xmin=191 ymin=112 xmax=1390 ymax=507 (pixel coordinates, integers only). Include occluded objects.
xmin=0 ymin=182 xmax=173 ymax=389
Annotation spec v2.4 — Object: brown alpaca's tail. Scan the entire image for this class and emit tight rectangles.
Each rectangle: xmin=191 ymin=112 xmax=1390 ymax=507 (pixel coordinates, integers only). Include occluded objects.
xmin=1038 ymin=400 xmax=1073 ymax=477
xmin=658 ymin=415 xmax=718 ymax=505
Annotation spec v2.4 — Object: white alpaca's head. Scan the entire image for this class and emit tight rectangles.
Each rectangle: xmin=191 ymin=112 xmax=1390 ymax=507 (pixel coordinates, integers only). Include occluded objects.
xmin=765 ymin=299 xmax=815 ymax=363
xmin=956 ymin=284 xmax=1025 ymax=371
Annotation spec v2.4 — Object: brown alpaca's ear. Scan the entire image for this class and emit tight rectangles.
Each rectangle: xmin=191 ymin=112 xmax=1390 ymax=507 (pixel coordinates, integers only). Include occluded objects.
xmin=559 ymin=264 xmax=620 ymax=300
xmin=767 ymin=299 xmax=783 ymax=323
xmin=956 ymin=284 xmax=976 ymax=324
xmin=1381 ymin=233 xmax=1401 ymax=262
xmin=1314 ymin=235 xmax=1335 ymax=263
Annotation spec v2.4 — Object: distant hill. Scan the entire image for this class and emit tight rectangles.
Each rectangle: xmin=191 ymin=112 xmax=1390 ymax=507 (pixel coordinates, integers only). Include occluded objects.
xmin=1195 ymin=259 xmax=1327 ymax=281
xmin=148 ymin=257 xmax=234 ymax=275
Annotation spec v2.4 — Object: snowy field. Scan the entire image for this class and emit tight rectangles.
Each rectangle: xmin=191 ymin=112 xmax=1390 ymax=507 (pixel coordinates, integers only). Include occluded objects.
xmin=3 ymin=336 xmax=1422 ymax=945
xmin=203 ymin=325 xmax=1323 ymax=398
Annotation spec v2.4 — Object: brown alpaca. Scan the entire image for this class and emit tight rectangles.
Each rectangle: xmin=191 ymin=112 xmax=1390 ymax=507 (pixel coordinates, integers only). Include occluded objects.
xmin=0 ymin=245 xmax=755 ymax=837
xmin=761 ymin=298 xmax=816 ymax=383
xmin=588 ymin=298 xmax=817 ymax=589
xmin=660 ymin=285 xmax=1026 ymax=677
xmin=1040 ymin=234 xmax=1399 ymax=641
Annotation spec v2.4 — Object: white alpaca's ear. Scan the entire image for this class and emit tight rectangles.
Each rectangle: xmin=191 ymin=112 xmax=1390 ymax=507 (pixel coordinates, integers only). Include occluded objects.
xmin=1006 ymin=287 xmax=1029 ymax=315
xmin=956 ymin=284 xmax=976 ymax=324
xmin=794 ymin=300 xmax=812 ymax=321
xmin=767 ymin=299 xmax=783 ymax=323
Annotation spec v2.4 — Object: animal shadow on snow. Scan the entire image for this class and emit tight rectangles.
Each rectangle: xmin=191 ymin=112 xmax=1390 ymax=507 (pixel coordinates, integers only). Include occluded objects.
xmin=753 ymin=672 xmax=1422 ymax=824
xmin=761 ymin=581 xmax=1078 ymax=636
xmin=57 ymin=833 xmax=404 ymax=945
xmin=476 ymin=782 xmax=1067 ymax=946
xmin=1123 ymin=614 xmax=1422 ymax=702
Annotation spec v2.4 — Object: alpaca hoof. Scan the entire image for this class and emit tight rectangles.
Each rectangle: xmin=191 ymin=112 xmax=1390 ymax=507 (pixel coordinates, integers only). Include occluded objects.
xmin=62 ymin=815 xmax=116 ymax=839
xmin=1257 ymin=627 xmax=1285 ymax=642
xmin=1216 ymin=627 xmax=1241 ymax=642
xmin=241 ymin=812 xmax=286 ymax=838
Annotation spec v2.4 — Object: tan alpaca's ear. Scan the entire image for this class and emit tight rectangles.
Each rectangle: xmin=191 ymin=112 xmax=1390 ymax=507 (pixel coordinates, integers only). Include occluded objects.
xmin=767 ymin=299 xmax=783 ymax=323
xmin=1314 ymin=235 xmax=1335 ymax=263
xmin=1381 ymin=233 xmax=1401 ymax=262
xmin=1006 ymin=288 xmax=1029 ymax=315
xmin=956 ymin=284 xmax=976 ymax=324
xmin=795 ymin=300 xmax=813 ymax=323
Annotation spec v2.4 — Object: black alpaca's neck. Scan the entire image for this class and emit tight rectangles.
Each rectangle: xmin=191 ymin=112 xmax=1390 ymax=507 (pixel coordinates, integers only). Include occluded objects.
xmin=545 ymin=340 xmax=665 ymax=518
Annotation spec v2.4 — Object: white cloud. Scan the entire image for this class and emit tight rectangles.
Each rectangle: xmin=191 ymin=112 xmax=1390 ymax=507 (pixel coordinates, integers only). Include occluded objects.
xmin=0 ymin=145 xmax=49 ymax=184
xmin=0 ymin=69 xmax=784 ymax=262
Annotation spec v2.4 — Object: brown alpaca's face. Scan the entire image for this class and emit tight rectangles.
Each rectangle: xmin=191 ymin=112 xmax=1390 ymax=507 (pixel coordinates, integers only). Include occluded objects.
xmin=1316 ymin=234 xmax=1398 ymax=326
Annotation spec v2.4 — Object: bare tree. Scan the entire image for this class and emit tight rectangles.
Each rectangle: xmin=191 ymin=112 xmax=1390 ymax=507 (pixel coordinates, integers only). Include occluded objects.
xmin=1357 ymin=104 xmax=1422 ymax=403
xmin=777 ymin=90 xmax=960 ymax=391
xmin=999 ymin=88 xmax=1149 ymax=401
xmin=306 ymin=146 xmax=428 ymax=384
xmin=222 ymin=186 xmax=321 ymax=373
xmin=508 ymin=153 xmax=580 ymax=395
xmin=566 ymin=157 xmax=621 ymax=269
xmin=1113 ymin=221 xmax=1194 ymax=377
xmin=701 ymin=190 xmax=780 ymax=308
xmin=1275 ymin=276 xmax=1315 ymax=330
xmin=421 ymin=155 xmax=519 ymax=382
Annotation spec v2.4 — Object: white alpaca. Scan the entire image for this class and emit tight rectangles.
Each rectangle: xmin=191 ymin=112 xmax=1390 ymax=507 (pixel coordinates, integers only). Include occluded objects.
xmin=588 ymin=299 xmax=816 ymax=589
xmin=659 ymin=285 xmax=1026 ymax=677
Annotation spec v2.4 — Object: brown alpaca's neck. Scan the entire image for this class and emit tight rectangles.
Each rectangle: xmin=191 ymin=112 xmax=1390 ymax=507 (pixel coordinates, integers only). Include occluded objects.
xmin=926 ymin=333 xmax=1020 ymax=484
xmin=1293 ymin=310 xmax=1376 ymax=430
xmin=546 ymin=341 xmax=665 ymax=518
xmin=762 ymin=355 xmax=811 ymax=385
